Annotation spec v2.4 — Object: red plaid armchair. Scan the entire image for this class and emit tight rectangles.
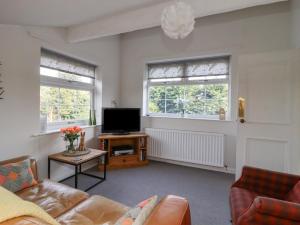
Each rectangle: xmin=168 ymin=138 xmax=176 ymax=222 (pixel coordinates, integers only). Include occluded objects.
xmin=230 ymin=166 xmax=300 ymax=225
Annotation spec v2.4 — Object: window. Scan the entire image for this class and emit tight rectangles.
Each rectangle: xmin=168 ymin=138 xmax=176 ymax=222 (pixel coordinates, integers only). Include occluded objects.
xmin=146 ymin=56 xmax=230 ymax=119
xmin=40 ymin=49 xmax=96 ymax=130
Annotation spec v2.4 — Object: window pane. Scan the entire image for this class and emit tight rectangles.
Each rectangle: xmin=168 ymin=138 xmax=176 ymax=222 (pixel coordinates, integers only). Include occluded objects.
xmin=148 ymin=86 xmax=165 ymax=114
xmin=204 ymin=84 xmax=228 ymax=115
xmin=148 ymin=84 xmax=228 ymax=118
xmin=184 ymin=85 xmax=206 ymax=115
xmin=40 ymin=67 xmax=93 ymax=84
xmin=165 ymin=85 xmax=184 ymax=99
xmin=185 ymin=84 xmax=228 ymax=116
xmin=40 ymin=85 xmax=60 ymax=121
xmin=40 ymin=86 xmax=91 ymax=123
xmin=148 ymin=85 xmax=184 ymax=115
xmin=166 ymin=100 xmax=181 ymax=114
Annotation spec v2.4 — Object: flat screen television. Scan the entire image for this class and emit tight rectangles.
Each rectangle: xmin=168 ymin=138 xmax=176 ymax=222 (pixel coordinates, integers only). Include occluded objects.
xmin=102 ymin=108 xmax=141 ymax=134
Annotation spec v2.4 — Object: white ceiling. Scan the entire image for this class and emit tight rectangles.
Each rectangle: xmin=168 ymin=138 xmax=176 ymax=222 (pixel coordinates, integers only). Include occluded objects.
xmin=0 ymin=0 xmax=287 ymax=42
xmin=0 ymin=0 xmax=167 ymax=27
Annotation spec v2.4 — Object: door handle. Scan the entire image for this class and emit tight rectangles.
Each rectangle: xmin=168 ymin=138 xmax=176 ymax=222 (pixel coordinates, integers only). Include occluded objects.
xmin=238 ymin=97 xmax=246 ymax=123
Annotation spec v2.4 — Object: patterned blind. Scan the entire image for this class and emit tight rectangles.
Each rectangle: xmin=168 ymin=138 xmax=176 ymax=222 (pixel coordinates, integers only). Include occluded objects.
xmin=148 ymin=56 xmax=229 ymax=79
xmin=40 ymin=48 xmax=96 ymax=78
xmin=148 ymin=63 xmax=184 ymax=79
xmin=186 ymin=57 xmax=229 ymax=77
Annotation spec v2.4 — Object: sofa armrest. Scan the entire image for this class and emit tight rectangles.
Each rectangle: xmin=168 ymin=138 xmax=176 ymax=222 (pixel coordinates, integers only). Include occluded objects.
xmin=233 ymin=166 xmax=300 ymax=198
xmin=238 ymin=197 xmax=300 ymax=224
xmin=144 ymin=195 xmax=191 ymax=225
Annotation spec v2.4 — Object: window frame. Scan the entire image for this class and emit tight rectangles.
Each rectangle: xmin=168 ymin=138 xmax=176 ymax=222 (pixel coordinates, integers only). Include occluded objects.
xmin=145 ymin=56 xmax=231 ymax=120
xmin=40 ymin=68 xmax=95 ymax=131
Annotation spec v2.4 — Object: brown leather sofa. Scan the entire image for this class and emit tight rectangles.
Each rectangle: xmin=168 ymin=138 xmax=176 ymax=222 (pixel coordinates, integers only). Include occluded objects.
xmin=0 ymin=156 xmax=191 ymax=225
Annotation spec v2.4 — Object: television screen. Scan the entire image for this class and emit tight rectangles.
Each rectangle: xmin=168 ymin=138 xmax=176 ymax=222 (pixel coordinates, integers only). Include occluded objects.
xmin=102 ymin=108 xmax=141 ymax=134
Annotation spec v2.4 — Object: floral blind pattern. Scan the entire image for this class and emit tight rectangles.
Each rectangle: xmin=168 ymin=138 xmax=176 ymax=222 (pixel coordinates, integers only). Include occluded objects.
xmin=148 ymin=63 xmax=184 ymax=79
xmin=186 ymin=58 xmax=229 ymax=77
xmin=148 ymin=56 xmax=229 ymax=79
xmin=40 ymin=49 xmax=96 ymax=78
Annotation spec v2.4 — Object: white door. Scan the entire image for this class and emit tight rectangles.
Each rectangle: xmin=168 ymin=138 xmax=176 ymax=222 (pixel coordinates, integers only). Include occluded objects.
xmin=235 ymin=50 xmax=300 ymax=178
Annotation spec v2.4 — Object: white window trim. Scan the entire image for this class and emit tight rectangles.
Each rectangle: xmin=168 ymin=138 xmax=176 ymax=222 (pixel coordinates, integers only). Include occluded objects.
xmin=144 ymin=56 xmax=231 ymax=120
xmin=40 ymin=75 xmax=95 ymax=131
xmin=40 ymin=75 xmax=94 ymax=91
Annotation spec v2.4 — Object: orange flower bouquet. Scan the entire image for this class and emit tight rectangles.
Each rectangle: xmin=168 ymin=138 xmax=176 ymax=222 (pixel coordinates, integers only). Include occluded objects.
xmin=60 ymin=126 xmax=82 ymax=152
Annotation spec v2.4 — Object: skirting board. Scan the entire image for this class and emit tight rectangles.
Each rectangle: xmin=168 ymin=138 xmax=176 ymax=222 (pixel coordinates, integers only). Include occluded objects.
xmin=148 ymin=156 xmax=236 ymax=174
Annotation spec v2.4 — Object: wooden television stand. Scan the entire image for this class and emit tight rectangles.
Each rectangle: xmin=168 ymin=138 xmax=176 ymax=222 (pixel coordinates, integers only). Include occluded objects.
xmin=98 ymin=133 xmax=148 ymax=170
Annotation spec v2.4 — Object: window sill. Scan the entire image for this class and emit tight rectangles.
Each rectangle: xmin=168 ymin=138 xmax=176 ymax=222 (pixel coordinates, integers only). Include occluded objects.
xmin=143 ymin=115 xmax=234 ymax=122
xmin=32 ymin=125 xmax=100 ymax=137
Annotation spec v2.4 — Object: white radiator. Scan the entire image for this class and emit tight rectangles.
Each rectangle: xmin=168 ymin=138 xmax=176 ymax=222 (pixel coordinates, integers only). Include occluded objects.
xmin=145 ymin=128 xmax=224 ymax=167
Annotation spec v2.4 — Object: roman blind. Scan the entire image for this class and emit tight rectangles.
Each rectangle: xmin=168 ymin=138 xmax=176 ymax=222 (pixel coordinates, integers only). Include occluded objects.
xmin=40 ymin=48 xmax=96 ymax=78
xmin=148 ymin=56 xmax=230 ymax=80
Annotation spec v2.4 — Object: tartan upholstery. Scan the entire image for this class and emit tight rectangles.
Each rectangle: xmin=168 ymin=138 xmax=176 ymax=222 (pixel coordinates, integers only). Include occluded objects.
xmin=238 ymin=197 xmax=300 ymax=225
xmin=232 ymin=166 xmax=300 ymax=199
xmin=286 ymin=181 xmax=300 ymax=204
xmin=230 ymin=187 xmax=258 ymax=224
xmin=230 ymin=166 xmax=300 ymax=225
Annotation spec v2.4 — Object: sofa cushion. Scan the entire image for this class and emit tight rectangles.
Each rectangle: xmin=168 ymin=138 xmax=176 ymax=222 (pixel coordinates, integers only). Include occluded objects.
xmin=16 ymin=179 xmax=89 ymax=218
xmin=115 ymin=196 xmax=158 ymax=225
xmin=230 ymin=187 xmax=257 ymax=224
xmin=0 ymin=216 xmax=52 ymax=225
xmin=0 ymin=159 xmax=37 ymax=193
xmin=56 ymin=195 xmax=129 ymax=225
xmin=285 ymin=181 xmax=300 ymax=204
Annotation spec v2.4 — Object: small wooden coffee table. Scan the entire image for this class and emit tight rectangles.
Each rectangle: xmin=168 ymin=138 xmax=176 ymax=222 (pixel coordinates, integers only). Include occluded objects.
xmin=48 ymin=148 xmax=107 ymax=191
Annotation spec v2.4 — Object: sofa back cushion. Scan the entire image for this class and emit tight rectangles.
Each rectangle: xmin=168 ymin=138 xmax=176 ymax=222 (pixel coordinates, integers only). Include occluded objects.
xmin=285 ymin=181 xmax=300 ymax=204
xmin=0 ymin=159 xmax=37 ymax=193
xmin=234 ymin=166 xmax=300 ymax=199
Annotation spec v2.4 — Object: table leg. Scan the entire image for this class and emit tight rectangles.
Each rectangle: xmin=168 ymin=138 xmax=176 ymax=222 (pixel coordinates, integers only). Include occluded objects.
xmin=103 ymin=154 xmax=107 ymax=180
xmin=48 ymin=159 xmax=50 ymax=179
xmin=75 ymin=165 xmax=78 ymax=188
xmin=79 ymin=164 xmax=82 ymax=173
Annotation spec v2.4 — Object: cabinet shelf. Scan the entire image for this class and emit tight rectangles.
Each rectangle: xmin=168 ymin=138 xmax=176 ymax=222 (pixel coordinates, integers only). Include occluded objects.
xmin=98 ymin=133 xmax=149 ymax=170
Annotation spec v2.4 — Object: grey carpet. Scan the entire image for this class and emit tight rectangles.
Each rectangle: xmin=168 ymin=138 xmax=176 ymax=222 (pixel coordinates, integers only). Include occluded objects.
xmin=63 ymin=161 xmax=234 ymax=225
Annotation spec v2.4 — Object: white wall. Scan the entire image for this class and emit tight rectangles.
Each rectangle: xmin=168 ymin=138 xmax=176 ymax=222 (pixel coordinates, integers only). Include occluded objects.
xmin=119 ymin=2 xmax=291 ymax=172
xmin=0 ymin=25 xmax=120 ymax=180
xmin=0 ymin=1 xmax=297 ymax=178
xmin=291 ymin=0 xmax=300 ymax=48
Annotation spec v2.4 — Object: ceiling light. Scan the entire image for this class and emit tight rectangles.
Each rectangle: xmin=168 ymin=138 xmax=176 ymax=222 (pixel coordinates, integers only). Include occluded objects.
xmin=161 ymin=1 xmax=195 ymax=39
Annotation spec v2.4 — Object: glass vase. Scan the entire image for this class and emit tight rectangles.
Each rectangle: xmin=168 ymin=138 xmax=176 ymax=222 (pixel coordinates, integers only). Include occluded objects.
xmin=66 ymin=139 xmax=78 ymax=153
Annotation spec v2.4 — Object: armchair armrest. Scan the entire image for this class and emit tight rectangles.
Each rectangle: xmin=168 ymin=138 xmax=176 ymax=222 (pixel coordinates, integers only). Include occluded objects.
xmin=238 ymin=197 xmax=300 ymax=224
xmin=254 ymin=197 xmax=300 ymax=220
xmin=233 ymin=166 xmax=300 ymax=199
xmin=144 ymin=195 xmax=191 ymax=225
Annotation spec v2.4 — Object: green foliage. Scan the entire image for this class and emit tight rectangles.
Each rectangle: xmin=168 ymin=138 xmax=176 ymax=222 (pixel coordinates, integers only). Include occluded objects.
xmin=148 ymin=84 xmax=228 ymax=116
xmin=40 ymin=86 xmax=91 ymax=122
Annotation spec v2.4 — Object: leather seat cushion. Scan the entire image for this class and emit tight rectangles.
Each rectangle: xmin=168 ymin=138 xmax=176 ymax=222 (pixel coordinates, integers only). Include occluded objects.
xmin=0 ymin=216 xmax=51 ymax=225
xmin=230 ymin=187 xmax=257 ymax=224
xmin=57 ymin=195 xmax=129 ymax=225
xmin=16 ymin=179 xmax=89 ymax=218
